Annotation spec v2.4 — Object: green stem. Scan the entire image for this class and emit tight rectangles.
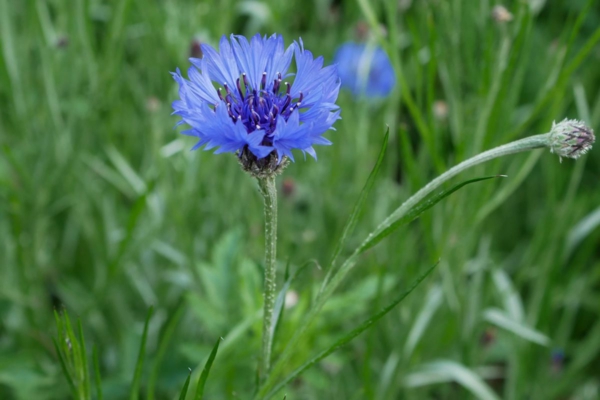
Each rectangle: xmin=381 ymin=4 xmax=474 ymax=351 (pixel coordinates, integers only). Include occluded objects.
xmin=258 ymin=133 xmax=551 ymax=398
xmin=258 ymin=175 xmax=278 ymax=380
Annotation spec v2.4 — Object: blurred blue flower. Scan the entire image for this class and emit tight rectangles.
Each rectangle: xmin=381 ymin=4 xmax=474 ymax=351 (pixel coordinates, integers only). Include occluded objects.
xmin=334 ymin=42 xmax=395 ymax=98
xmin=172 ymin=34 xmax=341 ymax=164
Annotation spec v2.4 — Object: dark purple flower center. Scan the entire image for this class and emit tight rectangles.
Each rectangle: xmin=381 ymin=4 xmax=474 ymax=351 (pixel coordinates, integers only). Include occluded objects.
xmin=216 ymin=72 xmax=303 ymax=146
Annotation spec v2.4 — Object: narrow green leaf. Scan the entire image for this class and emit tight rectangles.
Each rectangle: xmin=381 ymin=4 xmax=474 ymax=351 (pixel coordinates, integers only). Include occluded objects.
xmin=271 ymin=260 xmax=316 ymax=339
xmin=475 ymin=152 xmax=541 ymax=223
xmin=264 ymin=262 xmax=438 ymax=400
xmin=106 ymin=146 xmax=147 ymax=195
xmin=148 ymin=301 xmax=185 ymax=400
xmin=404 ymin=285 xmax=444 ymax=357
xmin=77 ymin=320 xmax=91 ymax=400
xmin=194 ymin=337 xmax=223 ymax=400
xmin=129 ymin=306 xmax=154 ymax=400
xmin=93 ymin=345 xmax=103 ymax=400
xmin=404 ymin=360 xmax=501 ymax=400
xmin=322 ymin=129 xmax=389 ymax=290
xmin=483 ymin=308 xmax=550 ymax=346
xmin=178 ymin=371 xmax=192 ymax=400
xmin=53 ymin=338 xmax=77 ymax=396
xmin=361 ymin=176 xmax=505 ymax=253
xmin=565 ymin=206 xmax=600 ymax=258
xmin=270 ymin=259 xmax=293 ymax=340
xmin=109 ymin=180 xmax=155 ymax=276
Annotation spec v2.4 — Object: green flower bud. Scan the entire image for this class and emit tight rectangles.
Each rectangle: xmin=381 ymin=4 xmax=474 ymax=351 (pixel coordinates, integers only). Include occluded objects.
xmin=549 ymin=119 xmax=595 ymax=161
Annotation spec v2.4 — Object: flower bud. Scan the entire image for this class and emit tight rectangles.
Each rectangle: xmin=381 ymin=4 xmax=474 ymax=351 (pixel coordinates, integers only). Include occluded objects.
xmin=549 ymin=119 xmax=595 ymax=161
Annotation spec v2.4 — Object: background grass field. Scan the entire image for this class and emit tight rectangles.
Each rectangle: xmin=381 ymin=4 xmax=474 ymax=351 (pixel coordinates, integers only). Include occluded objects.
xmin=1 ymin=0 xmax=600 ymax=399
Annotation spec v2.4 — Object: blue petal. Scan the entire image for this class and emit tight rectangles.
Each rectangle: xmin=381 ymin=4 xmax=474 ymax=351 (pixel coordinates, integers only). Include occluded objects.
xmin=264 ymin=34 xmax=295 ymax=87
xmin=231 ymin=34 xmax=266 ymax=91
xmin=272 ymin=111 xmax=313 ymax=162
xmin=199 ymin=36 xmax=240 ymax=90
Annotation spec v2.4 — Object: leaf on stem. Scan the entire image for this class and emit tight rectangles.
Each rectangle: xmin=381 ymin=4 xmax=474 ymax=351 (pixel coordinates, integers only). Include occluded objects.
xmin=360 ymin=175 xmax=506 ymax=253
xmin=263 ymin=262 xmax=438 ymax=399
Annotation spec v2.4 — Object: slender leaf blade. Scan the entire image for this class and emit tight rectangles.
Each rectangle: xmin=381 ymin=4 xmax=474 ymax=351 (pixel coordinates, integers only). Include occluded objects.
xmin=148 ymin=301 xmax=186 ymax=400
xmin=361 ymin=176 xmax=505 ymax=253
xmin=264 ymin=262 xmax=438 ymax=399
xmin=178 ymin=371 xmax=192 ymax=400
xmin=404 ymin=360 xmax=501 ymax=400
xmin=322 ymin=129 xmax=389 ymax=289
xmin=93 ymin=345 xmax=103 ymax=400
xmin=77 ymin=320 xmax=91 ymax=400
xmin=129 ymin=306 xmax=154 ymax=400
xmin=194 ymin=337 xmax=223 ymax=400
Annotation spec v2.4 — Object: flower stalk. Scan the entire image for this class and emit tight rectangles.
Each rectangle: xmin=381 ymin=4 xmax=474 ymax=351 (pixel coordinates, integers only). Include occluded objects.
xmin=259 ymin=127 xmax=594 ymax=397
xmin=258 ymin=175 xmax=278 ymax=380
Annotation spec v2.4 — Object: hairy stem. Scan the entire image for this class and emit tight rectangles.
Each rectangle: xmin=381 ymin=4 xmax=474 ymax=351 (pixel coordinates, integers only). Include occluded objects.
xmin=258 ymin=175 xmax=278 ymax=381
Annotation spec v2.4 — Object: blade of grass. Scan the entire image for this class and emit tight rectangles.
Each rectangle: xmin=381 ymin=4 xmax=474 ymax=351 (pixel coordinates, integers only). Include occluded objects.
xmin=320 ymin=129 xmax=389 ymax=292
xmin=263 ymin=262 xmax=438 ymax=400
xmin=148 ymin=301 xmax=186 ymax=400
xmin=194 ymin=337 xmax=223 ymax=400
xmin=404 ymin=360 xmax=501 ymax=400
xmin=129 ymin=306 xmax=154 ymax=400
xmin=475 ymin=151 xmax=541 ymax=224
xmin=93 ymin=345 xmax=103 ymax=400
xmin=178 ymin=371 xmax=192 ymax=400
xmin=483 ymin=308 xmax=550 ymax=346
xmin=271 ymin=260 xmax=315 ymax=339
xmin=77 ymin=320 xmax=91 ymax=400
xmin=53 ymin=338 xmax=77 ymax=396
xmin=404 ymin=285 xmax=443 ymax=357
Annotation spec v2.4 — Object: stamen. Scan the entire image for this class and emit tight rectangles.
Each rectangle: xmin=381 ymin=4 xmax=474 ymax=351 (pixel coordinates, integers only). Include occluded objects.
xmin=281 ymin=93 xmax=291 ymax=111
xmin=285 ymin=82 xmax=291 ymax=95
xmin=236 ymin=77 xmax=244 ymax=100
xmin=242 ymin=73 xmax=249 ymax=90
xmin=261 ymin=72 xmax=267 ymax=90
xmin=217 ymin=88 xmax=223 ymax=101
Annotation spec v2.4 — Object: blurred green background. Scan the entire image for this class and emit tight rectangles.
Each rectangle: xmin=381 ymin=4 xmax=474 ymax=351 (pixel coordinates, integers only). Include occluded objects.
xmin=1 ymin=0 xmax=600 ymax=399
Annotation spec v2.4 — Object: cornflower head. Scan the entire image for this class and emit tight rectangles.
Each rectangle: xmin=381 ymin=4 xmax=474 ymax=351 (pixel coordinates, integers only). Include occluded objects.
xmin=334 ymin=42 xmax=395 ymax=98
xmin=171 ymin=34 xmax=341 ymax=177
xmin=549 ymin=119 xmax=595 ymax=161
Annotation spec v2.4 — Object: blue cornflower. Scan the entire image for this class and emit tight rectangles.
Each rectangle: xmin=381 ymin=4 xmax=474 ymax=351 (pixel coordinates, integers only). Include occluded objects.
xmin=172 ymin=34 xmax=341 ymax=174
xmin=334 ymin=42 xmax=395 ymax=98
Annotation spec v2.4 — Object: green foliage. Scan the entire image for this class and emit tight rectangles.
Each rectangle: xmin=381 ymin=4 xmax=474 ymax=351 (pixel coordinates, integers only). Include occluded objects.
xmin=1 ymin=0 xmax=600 ymax=399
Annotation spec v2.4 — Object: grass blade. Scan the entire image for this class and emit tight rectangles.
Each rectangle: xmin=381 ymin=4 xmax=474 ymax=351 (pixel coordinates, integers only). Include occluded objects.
xmin=77 ymin=320 xmax=91 ymax=400
xmin=178 ymin=371 xmax=192 ymax=400
xmin=483 ymin=308 xmax=550 ymax=346
xmin=263 ymin=262 xmax=438 ymax=400
xmin=271 ymin=260 xmax=316 ymax=339
xmin=321 ymin=128 xmax=389 ymax=290
xmin=148 ymin=301 xmax=186 ymax=400
xmin=129 ymin=306 xmax=154 ymax=400
xmin=404 ymin=360 xmax=501 ymax=400
xmin=93 ymin=345 xmax=103 ymax=400
xmin=53 ymin=338 xmax=77 ymax=396
xmin=194 ymin=337 xmax=223 ymax=400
